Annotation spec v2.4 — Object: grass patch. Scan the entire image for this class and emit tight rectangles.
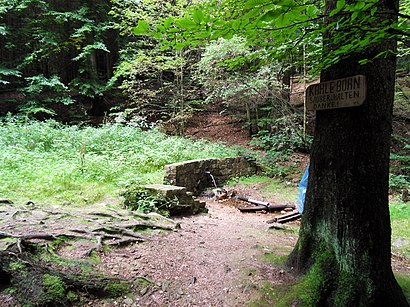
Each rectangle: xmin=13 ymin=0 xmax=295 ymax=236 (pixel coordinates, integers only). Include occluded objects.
xmin=227 ymin=175 xmax=298 ymax=203
xmin=395 ymin=273 xmax=410 ymax=301
xmin=0 ymin=120 xmax=239 ymax=205
xmin=262 ymin=252 xmax=288 ymax=266
xmin=390 ymin=198 xmax=410 ymax=257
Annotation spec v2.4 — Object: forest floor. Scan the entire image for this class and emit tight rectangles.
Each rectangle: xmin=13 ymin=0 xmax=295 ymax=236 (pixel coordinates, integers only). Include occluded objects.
xmin=1 ymin=181 xmax=408 ymax=306
xmin=94 ymin=194 xmax=301 ymax=306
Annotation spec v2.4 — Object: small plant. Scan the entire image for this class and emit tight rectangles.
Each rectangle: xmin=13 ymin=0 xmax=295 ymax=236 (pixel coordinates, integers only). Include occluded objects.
xmin=390 ymin=174 xmax=410 ymax=192
xmin=390 ymin=148 xmax=410 ymax=192
xmin=122 ymin=186 xmax=177 ymax=216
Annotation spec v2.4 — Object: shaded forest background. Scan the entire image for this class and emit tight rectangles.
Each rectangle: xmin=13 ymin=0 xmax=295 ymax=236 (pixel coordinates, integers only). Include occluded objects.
xmin=0 ymin=0 xmax=409 ymax=190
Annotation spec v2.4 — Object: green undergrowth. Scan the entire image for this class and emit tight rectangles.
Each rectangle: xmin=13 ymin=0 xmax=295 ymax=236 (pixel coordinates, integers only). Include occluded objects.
xmin=0 ymin=120 xmax=239 ymax=205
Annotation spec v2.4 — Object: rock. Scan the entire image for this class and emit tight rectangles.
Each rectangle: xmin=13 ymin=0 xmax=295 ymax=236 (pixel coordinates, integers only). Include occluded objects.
xmin=140 ymin=287 xmax=149 ymax=296
xmin=163 ymin=157 xmax=258 ymax=195
xmin=142 ymin=184 xmax=208 ymax=216
xmin=393 ymin=238 xmax=409 ymax=248
xmin=123 ymin=298 xmax=134 ymax=305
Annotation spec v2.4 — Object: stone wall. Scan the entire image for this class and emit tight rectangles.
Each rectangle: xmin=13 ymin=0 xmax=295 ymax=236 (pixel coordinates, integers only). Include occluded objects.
xmin=164 ymin=157 xmax=259 ymax=195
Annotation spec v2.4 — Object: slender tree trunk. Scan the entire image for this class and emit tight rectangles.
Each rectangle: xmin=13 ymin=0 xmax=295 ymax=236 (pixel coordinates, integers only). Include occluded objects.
xmin=281 ymin=67 xmax=292 ymax=102
xmin=287 ymin=0 xmax=408 ymax=305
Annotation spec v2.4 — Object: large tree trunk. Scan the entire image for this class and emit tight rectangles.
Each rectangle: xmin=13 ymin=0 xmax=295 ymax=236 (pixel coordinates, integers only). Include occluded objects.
xmin=287 ymin=0 xmax=408 ymax=305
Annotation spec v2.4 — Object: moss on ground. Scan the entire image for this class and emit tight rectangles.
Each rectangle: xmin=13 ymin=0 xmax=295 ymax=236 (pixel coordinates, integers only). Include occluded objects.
xmin=42 ymin=274 xmax=67 ymax=304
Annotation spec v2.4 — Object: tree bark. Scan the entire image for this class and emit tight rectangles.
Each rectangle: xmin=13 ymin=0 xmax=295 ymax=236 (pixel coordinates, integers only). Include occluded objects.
xmin=287 ymin=0 xmax=408 ymax=305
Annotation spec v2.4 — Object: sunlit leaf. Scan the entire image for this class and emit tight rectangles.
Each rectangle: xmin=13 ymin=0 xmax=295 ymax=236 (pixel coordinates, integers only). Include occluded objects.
xmin=132 ymin=20 xmax=150 ymax=35
xmin=245 ymin=0 xmax=270 ymax=9
xmin=175 ymin=18 xmax=197 ymax=29
xmin=192 ymin=10 xmax=204 ymax=24
xmin=330 ymin=0 xmax=346 ymax=17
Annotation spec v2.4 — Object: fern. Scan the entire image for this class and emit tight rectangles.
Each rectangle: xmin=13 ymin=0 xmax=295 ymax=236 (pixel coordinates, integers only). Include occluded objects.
xmin=0 ymin=67 xmax=21 ymax=84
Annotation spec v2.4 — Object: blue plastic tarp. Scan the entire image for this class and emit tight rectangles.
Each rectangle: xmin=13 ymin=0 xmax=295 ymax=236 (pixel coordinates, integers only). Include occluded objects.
xmin=297 ymin=164 xmax=309 ymax=214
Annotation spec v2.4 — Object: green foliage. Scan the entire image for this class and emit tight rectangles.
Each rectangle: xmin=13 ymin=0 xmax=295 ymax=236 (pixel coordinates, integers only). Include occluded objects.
xmin=0 ymin=0 xmax=117 ymax=111
xmin=251 ymin=114 xmax=312 ymax=177
xmin=195 ymin=35 xmax=298 ymax=136
xmin=110 ymin=0 xmax=203 ymax=131
xmin=136 ymin=0 xmax=408 ymax=76
xmin=18 ymin=75 xmax=74 ymax=117
xmin=390 ymin=136 xmax=409 ymax=192
xmin=389 ymin=174 xmax=410 ymax=191
xmin=194 ymin=36 xmax=277 ymax=105
xmin=0 ymin=67 xmax=21 ymax=85
xmin=0 ymin=120 xmax=238 ymax=204
xmin=9 ymin=261 xmax=26 ymax=272
xmin=396 ymin=0 xmax=410 ymax=72
xmin=111 ymin=50 xmax=191 ymax=120
xmin=252 ymin=115 xmax=310 ymax=155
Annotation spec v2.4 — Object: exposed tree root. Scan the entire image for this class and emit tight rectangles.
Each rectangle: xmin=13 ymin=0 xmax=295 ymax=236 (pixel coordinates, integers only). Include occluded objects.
xmin=0 ymin=202 xmax=179 ymax=304
xmin=0 ymin=202 xmax=178 ymax=254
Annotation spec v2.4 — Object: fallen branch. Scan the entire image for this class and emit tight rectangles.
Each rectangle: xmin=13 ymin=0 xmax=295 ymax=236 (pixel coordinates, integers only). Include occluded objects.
xmin=236 ymin=196 xmax=295 ymax=213
xmin=266 ymin=212 xmax=301 ymax=224
xmin=238 ymin=204 xmax=295 ymax=213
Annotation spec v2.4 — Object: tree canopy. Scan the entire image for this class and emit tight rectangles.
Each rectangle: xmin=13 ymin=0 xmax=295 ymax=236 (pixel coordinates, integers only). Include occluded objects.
xmin=134 ymin=0 xmax=409 ymax=73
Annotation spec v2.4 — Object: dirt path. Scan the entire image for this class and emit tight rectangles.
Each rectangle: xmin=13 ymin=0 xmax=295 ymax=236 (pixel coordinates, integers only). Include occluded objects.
xmin=95 ymin=200 xmax=299 ymax=306
xmin=1 ymin=196 xmax=408 ymax=306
